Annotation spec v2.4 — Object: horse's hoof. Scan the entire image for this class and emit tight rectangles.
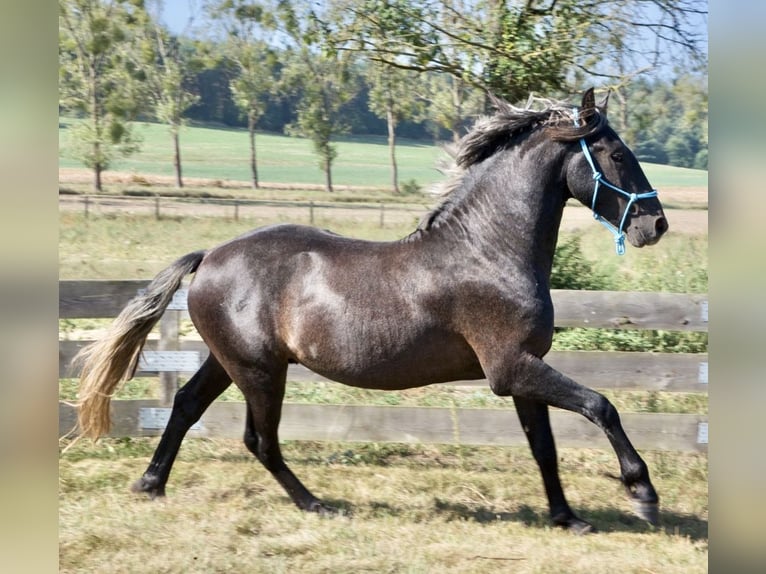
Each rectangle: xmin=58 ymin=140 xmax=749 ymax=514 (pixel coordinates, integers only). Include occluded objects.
xmin=130 ymin=477 xmax=165 ymax=499
xmin=567 ymin=519 xmax=597 ymax=535
xmin=553 ymin=514 xmax=597 ymax=534
xmin=304 ymin=500 xmax=340 ymax=516
xmin=632 ymin=500 xmax=659 ymax=526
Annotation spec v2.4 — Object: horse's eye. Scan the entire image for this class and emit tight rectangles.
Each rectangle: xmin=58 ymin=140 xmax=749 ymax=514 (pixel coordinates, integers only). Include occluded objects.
xmin=611 ymin=151 xmax=624 ymax=163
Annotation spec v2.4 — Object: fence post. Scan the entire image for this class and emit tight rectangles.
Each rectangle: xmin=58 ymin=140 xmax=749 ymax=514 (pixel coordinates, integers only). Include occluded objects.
xmin=380 ymin=203 xmax=385 ymax=228
xmin=155 ymin=197 xmax=161 ymax=220
xmin=84 ymin=196 xmax=90 ymax=218
xmin=234 ymin=200 xmax=240 ymax=222
xmin=309 ymin=201 xmax=315 ymax=225
xmin=158 ymin=310 xmax=180 ymax=406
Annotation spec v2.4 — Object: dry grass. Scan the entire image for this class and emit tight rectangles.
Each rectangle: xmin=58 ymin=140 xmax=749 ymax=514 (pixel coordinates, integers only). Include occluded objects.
xmin=59 ymin=439 xmax=707 ymax=573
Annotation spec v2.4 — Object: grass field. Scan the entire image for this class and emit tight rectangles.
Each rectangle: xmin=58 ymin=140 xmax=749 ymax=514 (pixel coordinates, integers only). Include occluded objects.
xmin=59 ymin=118 xmax=709 ymax=191
xmin=59 ymin=437 xmax=707 ymax=574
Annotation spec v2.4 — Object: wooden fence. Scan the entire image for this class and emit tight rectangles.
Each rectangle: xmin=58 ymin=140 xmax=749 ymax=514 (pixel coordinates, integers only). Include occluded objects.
xmin=59 ymin=281 xmax=709 ymax=452
xmin=59 ymin=194 xmax=426 ymax=227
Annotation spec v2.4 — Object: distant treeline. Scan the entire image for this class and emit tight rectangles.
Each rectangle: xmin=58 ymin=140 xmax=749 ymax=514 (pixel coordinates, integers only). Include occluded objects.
xmin=186 ymin=61 xmax=708 ymax=170
xmin=185 ymin=64 xmax=435 ymax=140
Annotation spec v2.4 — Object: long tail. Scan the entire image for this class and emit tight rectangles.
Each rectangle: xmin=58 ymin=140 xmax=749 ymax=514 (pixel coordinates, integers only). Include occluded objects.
xmin=73 ymin=250 xmax=206 ymax=439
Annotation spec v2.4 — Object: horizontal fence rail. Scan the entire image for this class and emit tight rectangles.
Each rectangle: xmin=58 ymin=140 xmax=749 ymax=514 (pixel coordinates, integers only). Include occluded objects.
xmin=59 ymin=340 xmax=708 ymax=393
xmin=59 ymin=194 xmax=428 ymax=227
xmin=59 ymin=400 xmax=708 ymax=452
xmin=59 ymin=281 xmax=709 ymax=331
xmin=59 ymin=281 xmax=708 ymax=451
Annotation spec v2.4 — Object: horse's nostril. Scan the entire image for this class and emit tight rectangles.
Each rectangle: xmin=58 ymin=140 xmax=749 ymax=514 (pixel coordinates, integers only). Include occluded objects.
xmin=655 ymin=217 xmax=668 ymax=235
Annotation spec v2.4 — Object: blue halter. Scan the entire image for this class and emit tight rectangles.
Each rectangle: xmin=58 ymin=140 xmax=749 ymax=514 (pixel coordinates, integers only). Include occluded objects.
xmin=573 ymin=109 xmax=659 ymax=255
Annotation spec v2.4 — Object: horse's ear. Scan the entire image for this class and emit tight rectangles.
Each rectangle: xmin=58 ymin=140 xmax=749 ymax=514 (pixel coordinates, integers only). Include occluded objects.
xmin=597 ymin=89 xmax=610 ymax=117
xmin=581 ymin=88 xmax=596 ymax=114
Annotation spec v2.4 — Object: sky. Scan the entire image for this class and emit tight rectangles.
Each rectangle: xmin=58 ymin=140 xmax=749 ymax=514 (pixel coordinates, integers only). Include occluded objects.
xmin=161 ymin=0 xmax=198 ymax=35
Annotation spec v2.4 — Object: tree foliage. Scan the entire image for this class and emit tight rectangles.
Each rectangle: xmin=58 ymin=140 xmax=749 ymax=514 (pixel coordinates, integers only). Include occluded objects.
xmin=330 ymin=0 xmax=707 ymax=103
xmin=59 ymin=0 xmax=150 ymax=191
xmin=365 ymin=47 xmax=424 ymax=192
xmin=208 ymin=0 xmax=280 ymax=188
xmin=614 ymin=74 xmax=708 ymax=168
xmin=140 ymin=1 xmax=204 ymax=187
xmin=277 ymin=0 xmax=358 ymax=192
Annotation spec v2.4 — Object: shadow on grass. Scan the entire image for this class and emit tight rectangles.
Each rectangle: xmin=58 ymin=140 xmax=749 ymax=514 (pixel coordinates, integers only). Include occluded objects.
xmin=319 ymin=495 xmax=707 ymax=540
xmin=431 ymin=499 xmax=708 ymax=539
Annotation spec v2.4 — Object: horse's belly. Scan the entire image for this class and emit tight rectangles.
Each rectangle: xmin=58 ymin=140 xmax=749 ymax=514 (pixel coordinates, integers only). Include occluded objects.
xmin=290 ymin=330 xmax=484 ymax=390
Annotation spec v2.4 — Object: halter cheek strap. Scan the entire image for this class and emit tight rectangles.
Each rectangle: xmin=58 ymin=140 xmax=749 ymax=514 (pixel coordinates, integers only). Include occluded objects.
xmin=572 ymin=109 xmax=658 ymax=255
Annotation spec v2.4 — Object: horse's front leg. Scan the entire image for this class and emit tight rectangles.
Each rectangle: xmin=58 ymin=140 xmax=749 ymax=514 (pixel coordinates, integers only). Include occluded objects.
xmin=512 ymin=396 xmax=596 ymax=533
xmin=490 ymin=351 xmax=659 ymax=527
xmin=131 ymin=355 xmax=231 ymax=497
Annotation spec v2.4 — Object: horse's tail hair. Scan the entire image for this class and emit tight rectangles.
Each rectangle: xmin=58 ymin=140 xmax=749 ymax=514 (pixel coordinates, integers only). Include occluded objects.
xmin=73 ymin=250 xmax=206 ymax=439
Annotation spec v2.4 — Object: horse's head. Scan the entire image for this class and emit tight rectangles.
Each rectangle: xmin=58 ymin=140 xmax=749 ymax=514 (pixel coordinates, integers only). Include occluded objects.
xmin=565 ymin=88 xmax=668 ymax=254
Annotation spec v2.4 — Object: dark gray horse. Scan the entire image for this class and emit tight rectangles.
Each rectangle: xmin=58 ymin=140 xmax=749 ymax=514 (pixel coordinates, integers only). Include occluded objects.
xmin=75 ymin=88 xmax=668 ymax=533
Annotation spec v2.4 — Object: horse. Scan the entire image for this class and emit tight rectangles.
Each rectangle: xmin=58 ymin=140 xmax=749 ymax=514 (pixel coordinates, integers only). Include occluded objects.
xmin=74 ymin=88 xmax=668 ymax=534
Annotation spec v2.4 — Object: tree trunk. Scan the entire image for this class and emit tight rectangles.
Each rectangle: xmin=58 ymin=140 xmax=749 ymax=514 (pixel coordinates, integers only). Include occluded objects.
xmin=91 ymin=64 xmax=102 ymax=193
xmin=613 ymin=89 xmax=632 ymax=146
xmin=387 ymin=107 xmax=399 ymax=194
xmin=173 ymin=127 xmax=183 ymax=188
xmin=451 ymin=76 xmax=463 ymax=144
xmin=324 ymin=154 xmax=333 ymax=193
xmin=94 ymin=160 xmax=102 ymax=193
xmin=249 ymin=113 xmax=259 ymax=189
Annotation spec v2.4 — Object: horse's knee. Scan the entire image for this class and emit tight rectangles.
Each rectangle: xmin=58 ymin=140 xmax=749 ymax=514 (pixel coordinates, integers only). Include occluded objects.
xmin=584 ymin=393 xmax=621 ymax=430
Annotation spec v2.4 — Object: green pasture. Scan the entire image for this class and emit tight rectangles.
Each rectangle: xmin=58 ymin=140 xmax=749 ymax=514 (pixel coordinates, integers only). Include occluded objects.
xmin=59 ymin=118 xmax=446 ymax=189
xmin=59 ymin=118 xmax=708 ymax=191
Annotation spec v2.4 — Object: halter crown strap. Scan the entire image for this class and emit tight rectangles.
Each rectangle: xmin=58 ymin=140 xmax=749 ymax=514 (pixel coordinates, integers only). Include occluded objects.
xmin=572 ymin=108 xmax=658 ymax=255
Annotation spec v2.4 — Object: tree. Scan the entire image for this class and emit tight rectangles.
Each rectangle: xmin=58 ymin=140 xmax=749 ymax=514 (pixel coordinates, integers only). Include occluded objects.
xmin=365 ymin=61 xmax=422 ymax=193
xmin=141 ymin=1 xmax=203 ymax=188
xmin=416 ymin=72 xmax=484 ymax=143
xmin=59 ymin=0 xmax=150 ymax=191
xmin=208 ymin=0 xmax=280 ymax=189
xmin=277 ymin=0 xmax=357 ymax=192
xmin=615 ymin=74 xmax=707 ymax=168
xmin=330 ymin=0 xmax=707 ymax=103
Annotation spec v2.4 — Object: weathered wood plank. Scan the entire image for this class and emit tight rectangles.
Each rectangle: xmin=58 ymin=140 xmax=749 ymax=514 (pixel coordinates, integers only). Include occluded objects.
xmin=60 ymin=282 xmax=708 ymax=331
xmin=58 ymin=401 xmax=708 ymax=452
xmin=551 ymin=290 xmax=708 ymax=331
xmin=59 ymin=341 xmax=708 ymax=392
xmin=59 ymin=280 xmax=150 ymax=318
xmin=59 ymin=340 xmax=209 ymax=377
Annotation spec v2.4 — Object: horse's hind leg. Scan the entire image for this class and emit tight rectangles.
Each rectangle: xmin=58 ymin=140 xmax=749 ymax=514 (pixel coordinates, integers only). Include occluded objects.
xmin=234 ymin=363 xmax=331 ymax=514
xmin=131 ymin=354 xmax=231 ymax=497
xmin=513 ymin=397 xmax=595 ymax=534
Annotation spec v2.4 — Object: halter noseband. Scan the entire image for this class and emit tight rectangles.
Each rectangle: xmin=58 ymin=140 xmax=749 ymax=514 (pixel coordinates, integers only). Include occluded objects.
xmin=573 ymin=109 xmax=658 ymax=255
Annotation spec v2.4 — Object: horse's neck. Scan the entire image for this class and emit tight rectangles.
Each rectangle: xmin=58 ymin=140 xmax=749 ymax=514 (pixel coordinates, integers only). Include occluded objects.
xmin=431 ymin=144 xmax=568 ymax=278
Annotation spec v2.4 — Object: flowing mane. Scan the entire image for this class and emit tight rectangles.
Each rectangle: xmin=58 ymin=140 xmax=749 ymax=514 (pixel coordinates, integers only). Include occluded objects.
xmin=419 ymin=95 xmax=608 ymax=232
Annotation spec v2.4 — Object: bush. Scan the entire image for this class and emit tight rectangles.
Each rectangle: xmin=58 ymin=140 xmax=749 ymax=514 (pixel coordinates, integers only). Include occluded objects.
xmin=400 ymin=179 xmax=422 ymax=195
xmin=550 ymin=234 xmax=708 ymax=353
xmin=551 ymin=236 xmax=613 ymax=290
xmin=694 ymin=148 xmax=708 ymax=170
